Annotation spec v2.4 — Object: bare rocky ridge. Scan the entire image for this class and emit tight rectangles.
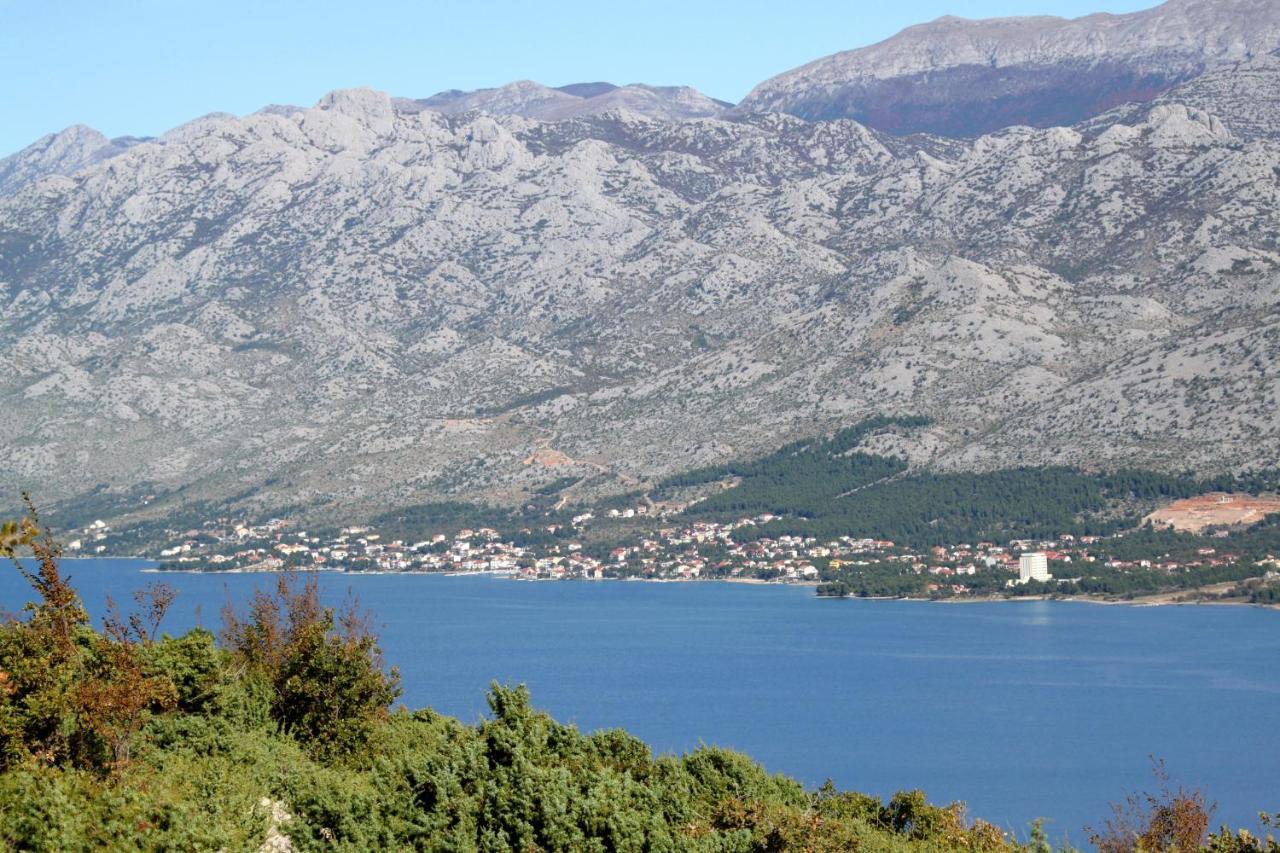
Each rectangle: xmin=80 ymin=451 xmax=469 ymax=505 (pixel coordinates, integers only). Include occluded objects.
xmin=0 ymin=82 xmax=728 ymax=199
xmin=738 ymin=0 xmax=1280 ymax=136
xmin=1 ymin=8 xmax=1280 ymax=523
xmin=0 ymin=126 xmax=144 ymax=197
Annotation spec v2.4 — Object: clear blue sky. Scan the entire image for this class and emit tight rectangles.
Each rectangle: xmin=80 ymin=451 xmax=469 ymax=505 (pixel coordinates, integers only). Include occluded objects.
xmin=2 ymin=0 xmax=1158 ymax=156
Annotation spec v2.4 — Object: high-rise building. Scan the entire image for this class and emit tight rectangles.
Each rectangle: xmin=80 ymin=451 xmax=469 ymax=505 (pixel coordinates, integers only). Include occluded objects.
xmin=1018 ymin=552 xmax=1051 ymax=583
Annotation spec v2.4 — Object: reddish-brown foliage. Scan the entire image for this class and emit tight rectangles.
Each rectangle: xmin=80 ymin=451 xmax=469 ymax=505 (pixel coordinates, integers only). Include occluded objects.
xmin=1089 ymin=759 xmax=1214 ymax=852
xmin=1 ymin=498 xmax=177 ymax=772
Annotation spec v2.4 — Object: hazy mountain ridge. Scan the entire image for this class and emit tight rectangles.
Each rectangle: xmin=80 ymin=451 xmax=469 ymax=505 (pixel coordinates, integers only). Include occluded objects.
xmin=2 ymin=63 xmax=1279 ymax=522
xmin=0 ymin=81 xmax=731 ymax=196
xmin=738 ymin=0 xmax=1280 ymax=135
xmin=414 ymin=80 xmax=730 ymax=122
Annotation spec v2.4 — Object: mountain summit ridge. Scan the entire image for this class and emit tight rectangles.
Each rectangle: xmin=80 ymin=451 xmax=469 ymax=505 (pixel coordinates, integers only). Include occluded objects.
xmin=738 ymin=0 xmax=1280 ymax=135
xmin=413 ymin=80 xmax=730 ymax=122
xmin=7 ymin=0 xmax=1279 ymax=175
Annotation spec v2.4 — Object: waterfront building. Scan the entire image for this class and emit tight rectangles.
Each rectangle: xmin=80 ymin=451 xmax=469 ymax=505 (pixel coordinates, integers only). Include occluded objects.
xmin=1019 ymin=552 xmax=1051 ymax=583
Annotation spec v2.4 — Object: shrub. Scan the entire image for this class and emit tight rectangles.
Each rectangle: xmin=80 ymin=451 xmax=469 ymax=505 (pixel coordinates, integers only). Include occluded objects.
xmin=221 ymin=573 xmax=401 ymax=763
xmin=1089 ymin=760 xmax=1214 ymax=852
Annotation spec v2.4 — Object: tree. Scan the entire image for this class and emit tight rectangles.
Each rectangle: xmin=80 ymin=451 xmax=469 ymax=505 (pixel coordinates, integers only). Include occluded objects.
xmin=221 ymin=573 xmax=401 ymax=763
xmin=0 ymin=499 xmax=175 ymax=771
xmin=81 ymin=584 xmax=179 ymax=766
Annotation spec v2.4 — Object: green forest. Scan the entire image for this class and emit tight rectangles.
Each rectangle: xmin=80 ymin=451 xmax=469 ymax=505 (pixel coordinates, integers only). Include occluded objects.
xmin=815 ymin=557 xmax=1268 ymax=601
xmin=817 ymin=497 xmax=1280 ymax=600
xmin=666 ymin=418 xmax=1278 ymax=548
xmin=3 ymin=506 xmax=1276 ymax=851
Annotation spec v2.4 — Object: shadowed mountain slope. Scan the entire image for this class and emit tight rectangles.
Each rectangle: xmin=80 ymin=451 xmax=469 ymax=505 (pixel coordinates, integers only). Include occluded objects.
xmin=738 ymin=0 xmax=1280 ymax=136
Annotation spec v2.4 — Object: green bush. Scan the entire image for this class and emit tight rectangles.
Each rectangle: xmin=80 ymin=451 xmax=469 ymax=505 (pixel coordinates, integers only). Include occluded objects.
xmin=220 ymin=573 xmax=402 ymax=763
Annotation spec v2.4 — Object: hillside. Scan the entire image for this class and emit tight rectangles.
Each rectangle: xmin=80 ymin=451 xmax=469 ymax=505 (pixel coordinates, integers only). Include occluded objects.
xmin=1093 ymin=49 xmax=1280 ymax=141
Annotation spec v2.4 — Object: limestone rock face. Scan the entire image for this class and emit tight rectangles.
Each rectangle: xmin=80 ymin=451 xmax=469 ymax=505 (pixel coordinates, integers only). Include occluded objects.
xmin=738 ymin=0 xmax=1280 ymax=136
xmin=2 ymin=55 xmax=1279 ymax=522
xmin=1142 ymin=50 xmax=1280 ymax=141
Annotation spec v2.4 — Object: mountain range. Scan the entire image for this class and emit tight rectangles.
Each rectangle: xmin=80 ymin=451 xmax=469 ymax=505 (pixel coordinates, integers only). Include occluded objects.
xmin=2 ymin=0 xmax=1279 ymax=524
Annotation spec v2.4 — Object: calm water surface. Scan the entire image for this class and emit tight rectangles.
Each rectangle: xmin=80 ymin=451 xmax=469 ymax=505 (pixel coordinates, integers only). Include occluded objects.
xmin=4 ymin=559 xmax=1278 ymax=842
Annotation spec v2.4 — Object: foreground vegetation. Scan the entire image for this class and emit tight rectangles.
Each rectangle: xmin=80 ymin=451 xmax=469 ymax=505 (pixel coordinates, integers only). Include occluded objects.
xmin=1 ymin=504 xmax=1276 ymax=851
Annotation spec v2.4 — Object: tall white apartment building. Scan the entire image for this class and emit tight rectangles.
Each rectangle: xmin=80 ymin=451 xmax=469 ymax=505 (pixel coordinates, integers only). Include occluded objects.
xmin=1018 ymin=552 xmax=1051 ymax=583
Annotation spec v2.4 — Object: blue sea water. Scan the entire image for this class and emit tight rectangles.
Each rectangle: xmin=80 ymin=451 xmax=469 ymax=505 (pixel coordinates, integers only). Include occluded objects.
xmin=3 ymin=559 xmax=1278 ymax=843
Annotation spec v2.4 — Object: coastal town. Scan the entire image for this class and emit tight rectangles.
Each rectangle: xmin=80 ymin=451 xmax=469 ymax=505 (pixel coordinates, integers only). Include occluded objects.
xmin=62 ymin=496 xmax=1276 ymax=603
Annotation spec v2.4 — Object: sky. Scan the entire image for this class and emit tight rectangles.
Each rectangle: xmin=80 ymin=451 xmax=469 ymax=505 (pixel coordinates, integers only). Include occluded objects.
xmin=2 ymin=0 xmax=1160 ymax=156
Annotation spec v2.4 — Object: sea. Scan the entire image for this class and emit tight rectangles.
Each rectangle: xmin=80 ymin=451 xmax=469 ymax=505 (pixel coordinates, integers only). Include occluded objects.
xmin=3 ymin=558 xmax=1277 ymax=844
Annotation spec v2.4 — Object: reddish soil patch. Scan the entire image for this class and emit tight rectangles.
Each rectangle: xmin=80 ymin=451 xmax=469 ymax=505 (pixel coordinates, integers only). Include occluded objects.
xmin=1143 ymin=493 xmax=1280 ymax=533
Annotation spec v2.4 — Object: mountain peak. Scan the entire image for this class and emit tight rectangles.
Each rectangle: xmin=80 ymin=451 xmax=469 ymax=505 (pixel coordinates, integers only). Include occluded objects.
xmin=0 ymin=124 xmax=133 ymax=196
xmin=317 ymin=87 xmax=395 ymax=116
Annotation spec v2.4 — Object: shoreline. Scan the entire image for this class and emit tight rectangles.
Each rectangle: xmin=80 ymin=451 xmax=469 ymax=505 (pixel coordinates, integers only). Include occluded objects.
xmin=928 ymin=591 xmax=1280 ymax=612
xmin=116 ymin=561 xmax=1280 ymax=610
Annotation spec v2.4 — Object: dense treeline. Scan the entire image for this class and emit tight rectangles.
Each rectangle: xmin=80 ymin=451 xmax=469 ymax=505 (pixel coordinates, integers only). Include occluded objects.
xmin=667 ymin=418 xmax=1279 ymax=548
xmin=817 ymin=569 xmax=929 ymax=599
xmin=372 ymin=500 xmax=525 ymax=539
xmin=719 ymin=465 xmax=1210 ymax=547
xmin=1018 ymin=561 xmax=1267 ymax=598
xmin=371 ymin=499 xmax=579 ymax=545
xmin=1246 ymin=583 xmax=1280 ymax=604
xmin=1104 ymin=513 xmax=1280 ymax=564
xmin=815 ymin=542 xmax=1275 ymax=601
xmin=665 ymin=417 xmax=919 ymax=521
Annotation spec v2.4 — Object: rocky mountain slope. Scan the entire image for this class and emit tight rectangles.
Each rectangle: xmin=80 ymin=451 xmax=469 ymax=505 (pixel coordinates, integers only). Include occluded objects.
xmin=1129 ymin=50 xmax=1280 ymax=141
xmin=739 ymin=0 xmax=1280 ymax=135
xmin=2 ymin=2 xmax=1280 ymax=524
xmin=0 ymin=82 xmax=730 ymax=198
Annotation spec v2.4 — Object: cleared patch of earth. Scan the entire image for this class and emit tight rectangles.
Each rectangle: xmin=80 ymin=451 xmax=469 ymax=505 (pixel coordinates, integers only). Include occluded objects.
xmin=523 ymin=447 xmax=573 ymax=467
xmin=1143 ymin=493 xmax=1280 ymax=533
